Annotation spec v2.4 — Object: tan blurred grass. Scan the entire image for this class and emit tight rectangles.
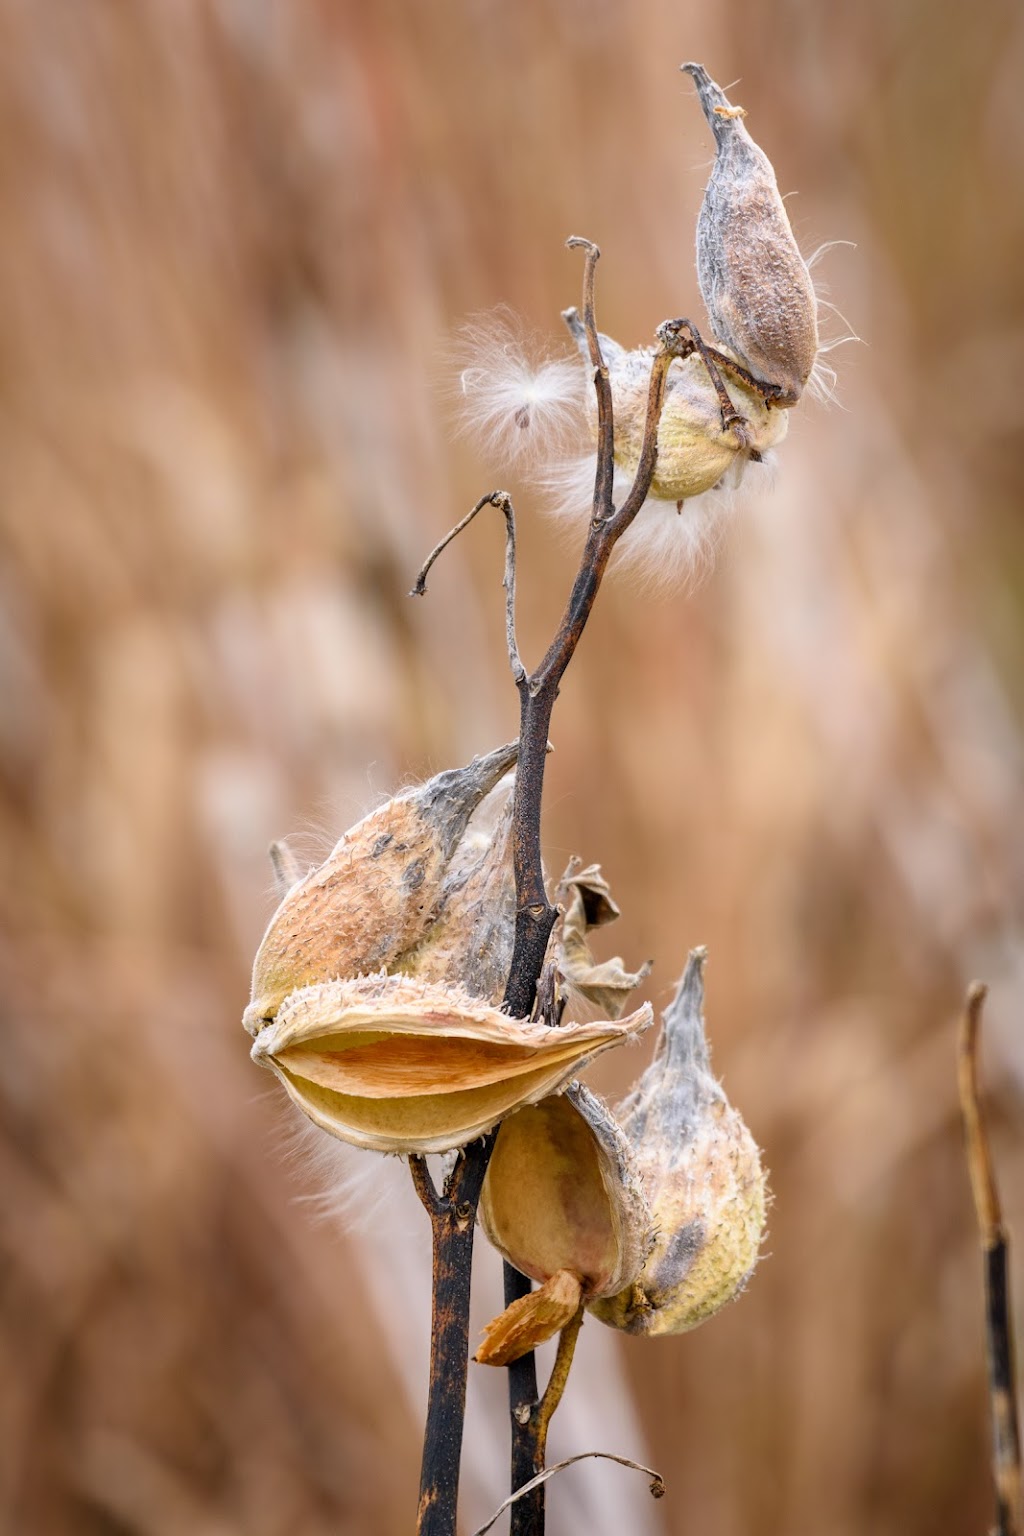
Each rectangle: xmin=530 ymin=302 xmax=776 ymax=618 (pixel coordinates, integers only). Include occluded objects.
xmin=1 ymin=2 xmax=1022 ymax=1533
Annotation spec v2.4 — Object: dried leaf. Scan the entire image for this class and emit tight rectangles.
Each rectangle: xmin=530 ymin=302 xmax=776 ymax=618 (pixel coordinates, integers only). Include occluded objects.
xmin=556 ymin=860 xmax=620 ymax=928
xmin=475 ymin=1269 xmax=582 ymax=1367
xmin=554 ymin=859 xmax=651 ymax=1020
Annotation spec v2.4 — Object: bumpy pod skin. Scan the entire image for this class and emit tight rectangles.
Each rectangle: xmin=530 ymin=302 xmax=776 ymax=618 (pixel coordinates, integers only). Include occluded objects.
xmin=243 ymin=741 xmax=518 ymax=1033
xmin=251 ymin=973 xmax=653 ymax=1155
xmin=391 ymin=776 xmax=516 ymax=1005
xmin=683 ymin=62 xmax=818 ymax=406
xmin=564 ymin=313 xmax=787 ymax=503
xmin=588 ymin=948 xmax=766 ymax=1337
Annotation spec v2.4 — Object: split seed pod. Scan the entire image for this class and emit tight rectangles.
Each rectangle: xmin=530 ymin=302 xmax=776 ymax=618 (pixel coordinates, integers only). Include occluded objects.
xmin=564 ymin=312 xmax=788 ymax=504
xmin=251 ymin=973 xmax=653 ymax=1156
xmin=392 ymin=776 xmax=516 ymax=1005
xmin=683 ymin=62 xmax=819 ymax=406
xmin=589 ymin=948 xmax=766 ymax=1336
xmin=244 ymin=741 xmax=518 ymax=1034
xmin=477 ymin=1084 xmax=654 ymax=1364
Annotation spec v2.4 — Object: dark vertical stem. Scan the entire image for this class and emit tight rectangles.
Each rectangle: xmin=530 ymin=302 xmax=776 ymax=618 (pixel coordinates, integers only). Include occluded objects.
xmin=504 ymin=1262 xmax=545 ymax=1534
xmin=958 ymin=982 xmax=1022 ymax=1536
xmin=413 ymin=1140 xmax=495 ymax=1536
xmin=987 ymin=1240 xmax=1022 ymax=1536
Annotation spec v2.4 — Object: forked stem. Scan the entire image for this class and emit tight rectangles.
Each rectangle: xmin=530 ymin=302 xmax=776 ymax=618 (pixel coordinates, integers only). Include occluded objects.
xmin=413 ymin=237 xmax=681 ymax=1536
xmin=412 ymin=1144 xmax=496 ymax=1536
xmin=411 ymin=490 xmax=525 ymax=683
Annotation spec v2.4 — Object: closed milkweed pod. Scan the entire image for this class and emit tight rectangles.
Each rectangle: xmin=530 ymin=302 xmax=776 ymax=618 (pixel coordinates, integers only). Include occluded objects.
xmin=476 ymin=1084 xmax=654 ymax=1364
xmin=243 ymin=741 xmax=518 ymax=1034
xmin=588 ymin=948 xmax=767 ymax=1336
xmin=250 ymin=972 xmax=653 ymax=1156
xmin=683 ymin=62 xmax=819 ymax=406
xmin=563 ymin=312 xmax=788 ymax=505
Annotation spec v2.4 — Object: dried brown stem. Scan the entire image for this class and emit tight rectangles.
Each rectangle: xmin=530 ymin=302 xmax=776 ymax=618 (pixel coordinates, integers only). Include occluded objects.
xmin=412 ymin=239 xmax=681 ymax=1536
xmin=413 ymin=1140 xmax=496 ymax=1536
xmin=703 ymin=341 xmax=787 ymax=408
xmin=471 ymin=1452 xmax=666 ymax=1536
xmin=500 ymin=246 xmax=681 ymax=1536
xmin=411 ymin=490 xmax=525 ymax=683
xmin=957 ymin=982 xmax=1022 ymax=1536
xmin=566 ymin=238 xmax=614 ymax=521
xmin=532 ymin=1306 xmax=584 ymax=1465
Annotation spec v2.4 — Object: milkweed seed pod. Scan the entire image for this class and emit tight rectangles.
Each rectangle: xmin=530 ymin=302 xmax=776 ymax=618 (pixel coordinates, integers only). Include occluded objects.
xmin=563 ymin=310 xmax=788 ymax=505
xmin=683 ymin=62 xmax=819 ymax=406
xmin=588 ymin=948 xmax=766 ymax=1336
xmin=243 ymin=741 xmax=518 ymax=1034
xmin=391 ymin=775 xmax=516 ymax=1005
xmin=476 ymin=1084 xmax=654 ymax=1364
xmin=250 ymin=974 xmax=653 ymax=1156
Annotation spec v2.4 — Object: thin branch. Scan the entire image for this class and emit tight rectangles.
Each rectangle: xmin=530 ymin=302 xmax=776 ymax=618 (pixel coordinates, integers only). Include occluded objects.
xmin=960 ymin=983 xmax=1003 ymax=1238
xmin=411 ymin=490 xmax=525 ymax=682
xmin=471 ymin=1453 xmax=666 ymax=1536
xmin=531 ymin=1307 xmax=584 ymax=1466
xmin=703 ymin=340 xmax=786 ymax=408
xmin=660 ymin=317 xmax=749 ymax=438
xmin=566 ymin=238 xmax=614 ymax=521
xmin=409 ymin=1154 xmax=443 ymax=1218
xmin=957 ymin=982 xmax=1022 ymax=1536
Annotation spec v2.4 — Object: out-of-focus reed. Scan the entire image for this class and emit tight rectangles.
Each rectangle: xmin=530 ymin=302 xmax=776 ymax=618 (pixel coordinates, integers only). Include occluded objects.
xmin=1 ymin=4 xmax=1022 ymax=1533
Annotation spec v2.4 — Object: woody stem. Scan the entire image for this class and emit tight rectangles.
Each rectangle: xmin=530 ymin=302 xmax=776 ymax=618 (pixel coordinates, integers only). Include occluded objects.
xmin=412 ymin=237 xmax=681 ymax=1536
xmin=413 ymin=1143 xmax=496 ymax=1536
xmin=501 ymin=242 xmax=677 ymax=1536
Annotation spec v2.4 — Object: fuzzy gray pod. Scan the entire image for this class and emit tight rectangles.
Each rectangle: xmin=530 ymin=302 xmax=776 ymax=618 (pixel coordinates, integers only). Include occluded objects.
xmin=589 ymin=947 xmax=767 ymax=1336
xmin=683 ymin=62 xmax=818 ymax=406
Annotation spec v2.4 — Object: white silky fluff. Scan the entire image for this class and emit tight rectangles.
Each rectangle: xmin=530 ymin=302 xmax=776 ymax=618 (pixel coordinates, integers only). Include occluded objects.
xmin=449 ymin=308 xmax=788 ymax=593
xmin=281 ymin=1109 xmax=445 ymax=1236
xmin=804 ymin=242 xmax=861 ymax=406
xmin=449 ymin=307 xmax=588 ymax=469
xmin=538 ymin=451 xmax=777 ymax=596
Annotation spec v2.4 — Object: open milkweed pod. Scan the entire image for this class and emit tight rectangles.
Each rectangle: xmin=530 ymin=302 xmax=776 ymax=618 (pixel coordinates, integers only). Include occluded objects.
xmin=251 ymin=973 xmax=653 ymax=1156
xmin=476 ymin=1084 xmax=654 ymax=1365
xmin=554 ymin=858 xmax=652 ymax=1019
xmin=564 ymin=312 xmax=787 ymax=504
xmin=390 ymin=777 xmax=515 ymax=1005
xmin=683 ymin=62 xmax=819 ymax=406
xmin=589 ymin=948 xmax=766 ymax=1336
xmin=243 ymin=741 xmax=518 ymax=1034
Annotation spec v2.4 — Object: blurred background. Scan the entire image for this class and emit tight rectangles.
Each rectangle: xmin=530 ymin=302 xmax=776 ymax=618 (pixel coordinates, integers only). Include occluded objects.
xmin=1 ymin=2 xmax=1022 ymax=1533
